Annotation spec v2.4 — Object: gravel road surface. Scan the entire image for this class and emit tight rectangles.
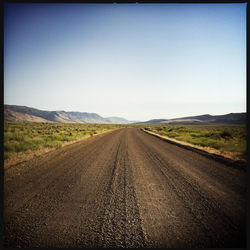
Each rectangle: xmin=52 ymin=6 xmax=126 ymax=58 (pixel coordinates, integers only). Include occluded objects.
xmin=4 ymin=128 xmax=246 ymax=248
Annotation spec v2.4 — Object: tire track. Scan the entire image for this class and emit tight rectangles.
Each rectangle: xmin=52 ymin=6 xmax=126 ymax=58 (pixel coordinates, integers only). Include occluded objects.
xmin=4 ymin=129 xmax=124 ymax=247
xmin=4 ymin=129 xmax=120 ymax=218
xmin=127 ymin=128 xmax=246 ymax=247
xmin=97 ymin=131 xmax=145 ymax=248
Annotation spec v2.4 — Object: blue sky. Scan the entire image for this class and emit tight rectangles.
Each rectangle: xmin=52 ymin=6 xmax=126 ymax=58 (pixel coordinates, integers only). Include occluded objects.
xmin=4 ymin=3 xmax=246 ymax=121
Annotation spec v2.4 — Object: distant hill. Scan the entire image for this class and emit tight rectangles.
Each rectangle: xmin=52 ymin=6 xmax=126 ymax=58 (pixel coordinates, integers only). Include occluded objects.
xmin=136 ymin=113 xmax=246 ymax=125
xmin=105 ymin=117 xmax=130 ymax=124
xmin=4 ymin=105 xmax=131 ymax=124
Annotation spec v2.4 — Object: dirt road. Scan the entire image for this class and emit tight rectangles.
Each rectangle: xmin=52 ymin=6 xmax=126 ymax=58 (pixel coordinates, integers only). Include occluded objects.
xmin=4 ymin=128 xmax=246 ymax=248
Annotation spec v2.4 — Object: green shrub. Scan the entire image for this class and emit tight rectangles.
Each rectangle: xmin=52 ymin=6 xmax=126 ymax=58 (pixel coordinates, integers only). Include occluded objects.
xmin=4 ymin=121 xmax=123 ymax=160
xmin=220 ymin=131 xmax=232 ymax=139
xmin=146 ymin=124 xmax=246 ymax=154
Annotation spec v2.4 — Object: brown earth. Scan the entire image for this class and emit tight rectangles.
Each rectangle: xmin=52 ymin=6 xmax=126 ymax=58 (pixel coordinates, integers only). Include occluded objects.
xmin=3 ymin=128 xmax=246 ymax=248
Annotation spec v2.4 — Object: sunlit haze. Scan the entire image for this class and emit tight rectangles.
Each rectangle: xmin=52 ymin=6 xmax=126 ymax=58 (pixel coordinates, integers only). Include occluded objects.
xmin=4 ymin=3 xmax=246 ymax=121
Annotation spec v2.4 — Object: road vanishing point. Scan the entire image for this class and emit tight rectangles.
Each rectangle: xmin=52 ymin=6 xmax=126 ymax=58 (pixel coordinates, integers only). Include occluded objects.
xmin=4 ymin=128 xmax=246 ymax=248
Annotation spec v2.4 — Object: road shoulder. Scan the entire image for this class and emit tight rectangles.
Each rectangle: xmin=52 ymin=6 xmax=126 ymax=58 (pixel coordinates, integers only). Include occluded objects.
xmin=142 ymin=129 xmax=246 ymax=171
xmin=4 ymin=128 xmax=121 ymax=169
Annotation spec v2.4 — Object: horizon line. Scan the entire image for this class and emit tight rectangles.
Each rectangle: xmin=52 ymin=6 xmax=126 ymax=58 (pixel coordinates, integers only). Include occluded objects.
xmin=4 ymin=103 xmax=246 ymax=122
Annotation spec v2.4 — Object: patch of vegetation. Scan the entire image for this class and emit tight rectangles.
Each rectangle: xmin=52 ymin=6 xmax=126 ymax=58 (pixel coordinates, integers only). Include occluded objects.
xmin=144 ymin=124 xmax=246 ymax=158
xmin=4 ymin=122 xmax=128 ymax=160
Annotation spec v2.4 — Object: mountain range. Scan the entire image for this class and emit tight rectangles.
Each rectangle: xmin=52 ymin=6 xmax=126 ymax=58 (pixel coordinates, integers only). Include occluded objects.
xmin=4 ymin=105 xmax=132 ymax=124
xmin=4 ymin=104 xmax=246 ymax=125
xmin=136 ymin=113 xmax=246 ymax=125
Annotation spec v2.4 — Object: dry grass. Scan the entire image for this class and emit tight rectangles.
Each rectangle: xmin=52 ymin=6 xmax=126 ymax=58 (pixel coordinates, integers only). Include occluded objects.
xmin=4 ymin=121 xmax=126 ymax=167
xmin=143 ymin=127 xmax=246 ymax=162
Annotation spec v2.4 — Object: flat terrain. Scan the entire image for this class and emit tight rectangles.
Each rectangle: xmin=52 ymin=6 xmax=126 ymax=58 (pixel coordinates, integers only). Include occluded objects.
xmin=4 ymin=128 xmax=246 ymax=248
xmin=144 ymin=124 xmax=246 ymax=162
xmin=4 ymin=121 xmax=126 ymax=166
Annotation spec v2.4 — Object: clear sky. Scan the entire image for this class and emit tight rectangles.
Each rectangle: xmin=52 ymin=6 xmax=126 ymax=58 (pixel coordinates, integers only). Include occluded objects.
xmin=4 ymin=3 xmax=246 ymax=121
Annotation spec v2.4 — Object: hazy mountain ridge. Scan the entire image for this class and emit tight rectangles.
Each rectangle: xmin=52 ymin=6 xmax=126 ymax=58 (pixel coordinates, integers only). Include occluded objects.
xmin=105 ymin=117 xmax=130 ymax=124
xmin=136 ymin=113 xmax=246 ymax=125
xmin=4 ymin=105 xmax=131 ymax=124
xmin=4 ymin=105 xmax=246 ymax=125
